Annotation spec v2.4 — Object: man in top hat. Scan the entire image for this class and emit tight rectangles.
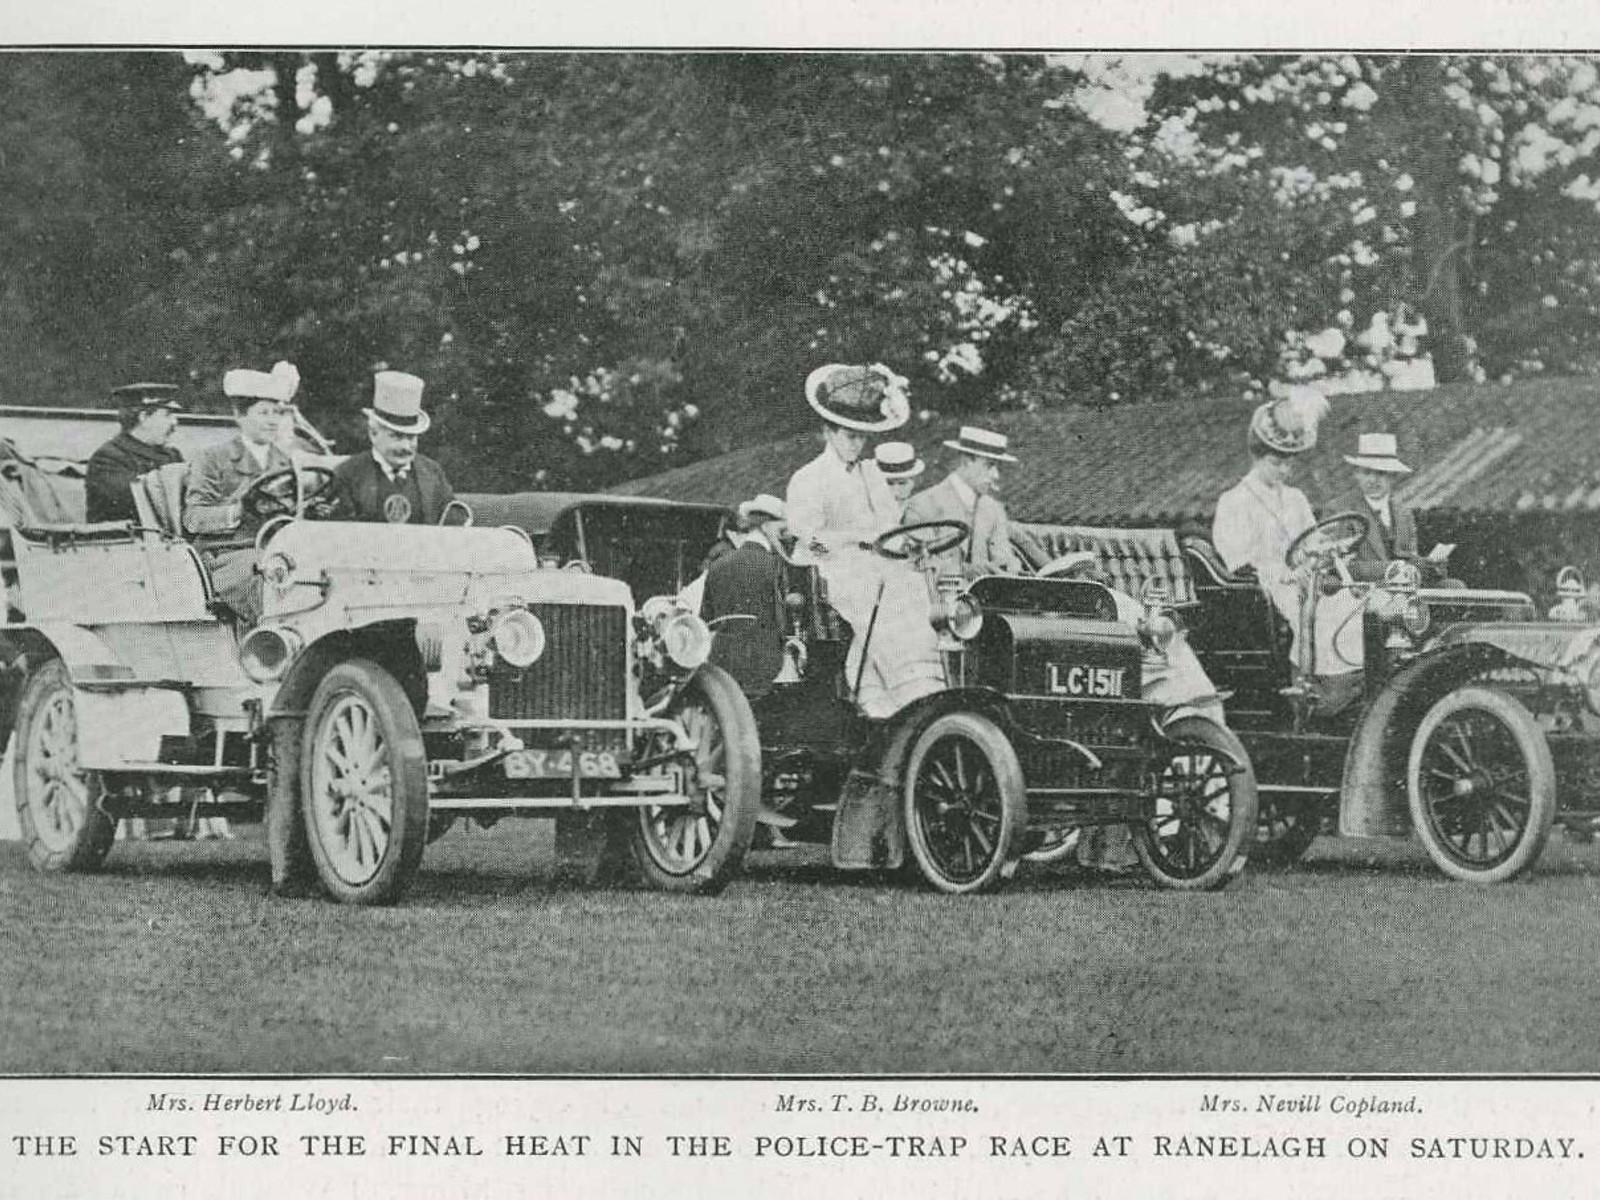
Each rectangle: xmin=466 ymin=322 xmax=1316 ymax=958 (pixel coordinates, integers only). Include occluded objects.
xmin=1213 ymin=385 xmax=1364 ymax=693
xmin=701 ymin=493 xmax=791 ymax=703
xmin=85 ymin=383 xmax=185 ymax=523
xmin=1337 ymin=432 xmax=1420 ymax=583
xmin=785 ymin=362 xmax=943 ymax=718
xmin=184 ymin=361 xmax=301 ymax=625
xmin=328 ymin=370 xmax=455 ymax=525
xmin=902 ymin=425 xmax=1023 ymax=579
xmin=873 ymin=441 xmax=925 ymax=516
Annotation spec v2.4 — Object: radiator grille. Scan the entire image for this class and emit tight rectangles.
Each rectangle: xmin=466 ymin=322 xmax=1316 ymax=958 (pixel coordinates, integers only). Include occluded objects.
xmin=488 ymin=604 xmax=629 ymax=738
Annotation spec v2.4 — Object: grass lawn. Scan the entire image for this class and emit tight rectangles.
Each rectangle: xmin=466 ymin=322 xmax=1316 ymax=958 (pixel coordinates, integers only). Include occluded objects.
xmin=4 ymin=820 xmax=1600 ymax=1075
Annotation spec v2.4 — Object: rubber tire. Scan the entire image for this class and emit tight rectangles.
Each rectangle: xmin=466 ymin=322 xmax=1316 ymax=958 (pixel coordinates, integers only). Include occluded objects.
xmin=13 ymin=659 xmax=115 ymax=872
xmin=1407 ymin=685 xmax=1556 ymax=884
xmin=627 ymin=664 xmax=760 ymax=894
xmin=1131 ymin=716 xmax=1259 ymax=891
xmin=903 ymin=711 xmax=1025 ymax=895
xmin=299 ymin=659 xmax=429 ymax=905
xmin=1253 ymin=793 xmax=1324 ymax=868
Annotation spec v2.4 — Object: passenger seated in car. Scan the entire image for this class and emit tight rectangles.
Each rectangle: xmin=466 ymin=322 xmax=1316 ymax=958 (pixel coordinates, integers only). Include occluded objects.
xmin=902 ymin=425 xmax=1023 ymax=579
xmin=183 ymin=362 xmax=299 ymax=625
xmin=327 ymin=371 xmax=456 ymax=524
xmin=85 ymin=383 xmax=185 ymax=524
xmin=786 ymin=363 xmax=944 ymax=719
xmin=1212 ymin=387 xmax=1364 ymax=701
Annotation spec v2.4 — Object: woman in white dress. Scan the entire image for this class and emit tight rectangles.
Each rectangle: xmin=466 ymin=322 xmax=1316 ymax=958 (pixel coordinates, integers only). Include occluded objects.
xmin=785 ymin=364 xmax=944 ymax=718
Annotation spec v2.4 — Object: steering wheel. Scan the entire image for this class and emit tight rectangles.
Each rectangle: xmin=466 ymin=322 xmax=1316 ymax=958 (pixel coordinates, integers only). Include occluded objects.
xmin=873 ymin=519 xmax=970 ymax=563
xmin=239 ymin=465 xmax=339 ymax=523
xmin=1284 ymin=511 xmax=1373 ymax=572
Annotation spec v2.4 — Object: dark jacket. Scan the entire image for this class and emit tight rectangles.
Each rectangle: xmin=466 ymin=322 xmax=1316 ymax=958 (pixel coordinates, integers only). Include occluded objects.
xmin=701 ymin=536 xmax=787 ymax=699
xmin=329 ymin=452 xmax=454 ymax=525
xmin=85 ymin=431 xmax=183 ymax=523
xmin=1334 ymin=489 xmax=1419 ymax=583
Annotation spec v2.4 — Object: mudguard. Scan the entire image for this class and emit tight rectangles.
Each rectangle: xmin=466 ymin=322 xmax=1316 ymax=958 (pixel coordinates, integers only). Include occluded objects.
xmin=1339 ymin=640 xmax=1529 ymax=838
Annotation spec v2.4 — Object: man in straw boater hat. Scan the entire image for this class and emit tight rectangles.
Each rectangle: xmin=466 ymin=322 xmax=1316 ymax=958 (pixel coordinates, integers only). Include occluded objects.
xmin=873 ymin=440 xmax=925 ymax=515
xmin=85 ymin=382 xmax=186 ymax=523
xmin=1337 ymin=431 xmax=1425 ymax=583
xmin=184 ymin=361 xmax=301 ymax=625
xmin=785 ymin=362 xmax=944 ymax=718
xmin=328 ymin=370 xmax=455 ymax=525
xmin=902 ymin=424 xmax=1023 ymax=579
xmin=1213 ymin=384 xmax=1365 ymax=704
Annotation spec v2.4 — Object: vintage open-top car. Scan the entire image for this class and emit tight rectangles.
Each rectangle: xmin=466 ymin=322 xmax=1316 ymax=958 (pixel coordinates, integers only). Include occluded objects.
xmin=509 ymin=495 xmax=1262 ymax=895
xmin=0 ymin=440 xmax=761 ymax=904
xmin=1045 ymin=510 xmax=1595 ymax=883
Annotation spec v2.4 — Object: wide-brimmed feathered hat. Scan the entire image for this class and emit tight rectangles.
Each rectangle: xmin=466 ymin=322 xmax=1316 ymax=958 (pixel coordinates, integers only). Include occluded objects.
xmin=1249 ymin=385 xmax=1330 ymax=456
xmin=804 ymin=363 xmax=911 ymax=433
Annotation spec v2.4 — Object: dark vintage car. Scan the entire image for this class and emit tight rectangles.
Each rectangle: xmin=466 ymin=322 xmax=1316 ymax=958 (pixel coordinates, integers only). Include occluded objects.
xmin=498 ymin=496 xmax=1261 ymax=895
xmin=1052 ymin=511 xmax=1596 ymax=884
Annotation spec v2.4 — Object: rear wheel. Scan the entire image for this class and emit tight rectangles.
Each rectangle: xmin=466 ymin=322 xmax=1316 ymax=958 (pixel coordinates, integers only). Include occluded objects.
xmin=13 ymin=659 xmax=115 ymax=872
xmin=628 ymin=665 xmax=760 ymax=894
xmin=1132 ymin=716 xmax=1258 ymax=890
xmin=1407 ymin=686 xmax=1555 ymax=883
xmin=300 ymin=660 xmax=429 ymax=904
xmin=903 ymin=712 xmax=1025 ymax=894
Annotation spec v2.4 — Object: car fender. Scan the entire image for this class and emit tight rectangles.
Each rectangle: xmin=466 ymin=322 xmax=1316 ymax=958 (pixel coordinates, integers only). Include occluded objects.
xmin=1340 ymin=641 xmax=1521 ymax=838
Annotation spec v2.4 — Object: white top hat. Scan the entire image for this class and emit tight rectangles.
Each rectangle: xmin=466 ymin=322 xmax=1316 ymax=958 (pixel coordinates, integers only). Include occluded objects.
xmin=804 ymin=363 xmax=911 ymax=433
xmin=1343 ymin=431 xmax=1412 ymax=474
xmin=223 ymin=360 xmax=300 ymax=406
xmin=737 ymin=493 xmax=786 ymax=524
xmin=942 ymin=425 xmax=1017 ymax=463
xmin=365 ymin=370 xmax=430 ymax=434
xmin=873 ymin=441 xmax=925 ymax=479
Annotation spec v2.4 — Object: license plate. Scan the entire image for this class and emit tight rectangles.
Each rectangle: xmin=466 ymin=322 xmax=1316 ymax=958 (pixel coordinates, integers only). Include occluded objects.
xmin=1046 ymin=663 xmax=1126 ymax=698
xmin=504 ymin=749 xmax=622 ymax=780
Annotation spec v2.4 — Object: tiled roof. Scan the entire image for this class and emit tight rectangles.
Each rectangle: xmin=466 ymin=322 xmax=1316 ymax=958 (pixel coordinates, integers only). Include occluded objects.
xmin=613 ymin=377 xmax=1600 ymax=524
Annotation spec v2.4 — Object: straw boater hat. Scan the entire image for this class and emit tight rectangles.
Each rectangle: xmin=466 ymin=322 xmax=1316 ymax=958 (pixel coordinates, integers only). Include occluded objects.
xmin=737 ymin=493 xmax=786 ymax=525
xmin=943 ymin=425 xmax=1018 ymax=464
xmin=1343 ymin=432 xmax=1412 ymax=475
xmin=874 ymin=441 xmax=925 ymax=479
xmin=1248 ymin=385 xmax=1329 ymax=455
xmin=223 ymin=361 xmax=300 ymax=406
xmin=365 ymin=370 xmax=430 ymax=434
xmin=805 ymin=363 xmax=911 ymax=433
xmin=109 ymin=382 xmax=183 ymax=414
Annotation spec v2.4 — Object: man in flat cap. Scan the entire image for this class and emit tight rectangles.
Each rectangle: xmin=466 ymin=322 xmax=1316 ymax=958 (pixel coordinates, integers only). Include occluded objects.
xmin=184 ymin=361 xmax=300 ymax=625
xmin=328 ymin=371 xmax=455 ymax=525
xmin=85 ymin=383 xmax=185 ymax=523
xmin=902 ymin=424 xmax=1023 ymax=579
xmin=702 ymin=494 xmax=791 ymax=703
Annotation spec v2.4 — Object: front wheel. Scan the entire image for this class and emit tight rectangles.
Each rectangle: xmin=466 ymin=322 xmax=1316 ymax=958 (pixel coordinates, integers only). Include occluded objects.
xmin=1131 ymin=716 xmax=1258 ymax=890
xmin=903 ymin=711 xmax=1025 ymax=894
xmin=1407 ymin=686 xmax=1555 ymax=883
xmin=627 ymin=664 xmax=760 ymax=894
xmin=13 ymin=659 xmax=115 ymax=872
xmin=300 ymin=659 xmax=429 ymax=904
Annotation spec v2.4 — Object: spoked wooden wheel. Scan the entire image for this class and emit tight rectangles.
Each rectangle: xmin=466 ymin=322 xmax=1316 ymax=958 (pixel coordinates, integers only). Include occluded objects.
xmin=903 ymin=711 xmax=1024 ymax=894
xmin=1132 ymin=716 xmax=1257 ymax=890
xmin=629 ymin=664 xmax=759 ymax=894
xmin=300 ymin=660 xmax=428 ymax=904
xmin=14 ymin=659 xmax=115 ymax=872
xmin=1407 ymin=686 xmax=1555 ymax=883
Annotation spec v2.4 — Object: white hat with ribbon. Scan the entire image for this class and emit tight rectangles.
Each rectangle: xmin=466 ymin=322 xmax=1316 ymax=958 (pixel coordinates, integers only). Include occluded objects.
xmin=1343 ymin=432 xmax=1412 ymax=474
xmin=365 ymin=370 xmax=430 ymax=434
xmin=942 ymin=425 xmax=1017 ymax=463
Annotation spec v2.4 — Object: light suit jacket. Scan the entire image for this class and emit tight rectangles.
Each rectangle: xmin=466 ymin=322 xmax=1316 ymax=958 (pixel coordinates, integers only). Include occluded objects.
xmin=901 ymin=473 xmax=1021 ymax=578
xmin=183 ymin=434 xmax=294 ymax=538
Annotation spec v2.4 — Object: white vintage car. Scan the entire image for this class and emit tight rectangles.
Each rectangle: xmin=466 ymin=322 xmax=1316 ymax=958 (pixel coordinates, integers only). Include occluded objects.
xmin=0 ymin=419 xmax=759 ymax=904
